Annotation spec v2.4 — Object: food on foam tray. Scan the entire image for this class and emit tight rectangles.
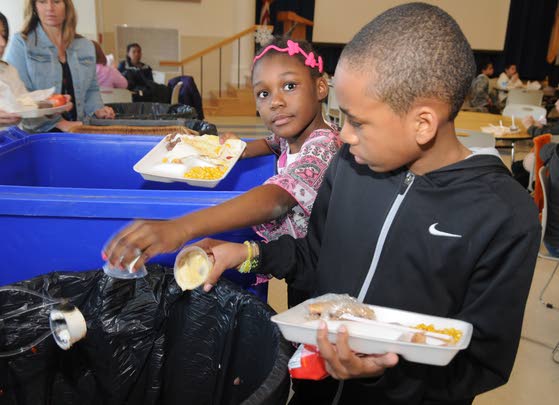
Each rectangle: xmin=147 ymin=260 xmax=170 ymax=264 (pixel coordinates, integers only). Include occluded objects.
xmin=306 ymin=294 xmax=463 ymax=346
xmin=307 ymin=294 xmax=376 ymax=321
xmin=183 ymin=166 xmax=227 ymax=180
xmin=159 ymin=134 xmax=244 ymax=181
xmin=16 ymin=92 xmax=66 ymax=110
xmin=413 ymin=323 xmax=463 ymax=344
xmin=163 ymin=134 xmax=243 ymax=163
xmin=47 ymin=94 xmax=67 ymax=107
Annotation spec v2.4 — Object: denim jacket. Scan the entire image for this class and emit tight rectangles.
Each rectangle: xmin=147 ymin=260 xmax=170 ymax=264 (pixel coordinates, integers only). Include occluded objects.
xmin=5 ymin=24 xmax=103 ymax=132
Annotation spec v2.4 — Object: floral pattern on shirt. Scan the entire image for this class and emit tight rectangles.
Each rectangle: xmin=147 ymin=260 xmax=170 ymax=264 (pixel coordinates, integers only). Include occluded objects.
xmin=253 ymin=128 xmax=341 ymax=242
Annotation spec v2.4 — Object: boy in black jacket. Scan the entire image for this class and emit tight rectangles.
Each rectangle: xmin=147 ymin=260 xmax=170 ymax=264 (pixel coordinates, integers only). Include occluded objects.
xmin=198 ymin=3 xmax=541 ymax=404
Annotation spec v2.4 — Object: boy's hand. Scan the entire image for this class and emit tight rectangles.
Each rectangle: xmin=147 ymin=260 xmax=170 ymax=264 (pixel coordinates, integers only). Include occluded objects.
xmin=102 ymin=219 xmax=187 ymax=271
xmin=316 ymin=321 xmax=399 ymax=380
xmin=194 ymin=238 xmax=248 ymax=292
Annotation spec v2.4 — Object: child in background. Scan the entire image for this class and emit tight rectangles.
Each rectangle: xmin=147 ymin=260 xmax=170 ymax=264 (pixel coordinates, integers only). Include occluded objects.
xmin=497 ymin=63 xmax=523 ymax=106
xmin=104 ymin=38 xmax=341 ymax=307
xmin=93 ymin=41 xmax=128 ymax=89
xmin=196 ymin=4 xmax=540 ymax=404
xmin=469 ymin=60 xmax=498 ymax=113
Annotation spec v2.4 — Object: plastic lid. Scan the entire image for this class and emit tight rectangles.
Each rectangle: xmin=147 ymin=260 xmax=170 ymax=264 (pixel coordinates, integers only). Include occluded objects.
xmin=174 ymin=246 xmax=211 ymax=290
xmin=103 ymin=254 xmax=147 ymax=279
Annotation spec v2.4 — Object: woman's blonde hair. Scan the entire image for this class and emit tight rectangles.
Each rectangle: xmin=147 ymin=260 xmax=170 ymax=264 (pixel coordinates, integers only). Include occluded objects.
xmin=22 ymin=0 xmax=79 ymax=47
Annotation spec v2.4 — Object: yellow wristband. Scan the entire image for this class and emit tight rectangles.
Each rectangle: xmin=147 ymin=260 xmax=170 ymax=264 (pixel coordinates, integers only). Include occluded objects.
xmin=238 ymin=240 xmax=258 ymax=273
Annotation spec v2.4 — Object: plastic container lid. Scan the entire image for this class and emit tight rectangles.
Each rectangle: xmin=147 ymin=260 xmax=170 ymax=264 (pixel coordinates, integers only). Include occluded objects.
xmin=103 ymin=254 xmax=148 ymax=279
xmin=174 ymin=246 xmax=212 ymax=290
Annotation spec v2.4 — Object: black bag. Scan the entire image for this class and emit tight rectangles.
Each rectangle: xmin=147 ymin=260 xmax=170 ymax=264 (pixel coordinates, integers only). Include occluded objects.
xmin=83 ymin=103 xmax=218 ymax=135
xmin=0 ymin=267 xmax=292 ymax=404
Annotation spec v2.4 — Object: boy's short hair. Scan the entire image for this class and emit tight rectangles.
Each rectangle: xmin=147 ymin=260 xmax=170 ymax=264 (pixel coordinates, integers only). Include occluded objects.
xmin=478 ymin=59 xmax=493 ymax=74
xmin=340 ymin=2 xmax=475 ymax=120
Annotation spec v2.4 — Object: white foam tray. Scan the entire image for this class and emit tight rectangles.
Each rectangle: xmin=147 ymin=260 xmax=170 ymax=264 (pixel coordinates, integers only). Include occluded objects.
xmin=133 ymin=136 xmax=246 ymax=188
xmin=271 ymin=300 xmax=473 ymax=366
xmin=14 ymin=103 xmax=71 ymax=118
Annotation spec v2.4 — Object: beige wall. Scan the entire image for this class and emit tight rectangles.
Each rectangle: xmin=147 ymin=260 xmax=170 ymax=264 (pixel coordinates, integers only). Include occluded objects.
xmin=314 ymin=0 xmax=511 ymax=51
xmin=100 ymin=0 xmax=237 ymax=37
xmin=99 ymin=0 xmax=254 ymax=98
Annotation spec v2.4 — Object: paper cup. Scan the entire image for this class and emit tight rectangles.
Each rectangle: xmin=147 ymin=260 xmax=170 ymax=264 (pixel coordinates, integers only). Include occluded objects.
xmin=174 ymin=246 xmax=212 ymax=290
xmin=49 ymin=304 xmax=87 ymax=350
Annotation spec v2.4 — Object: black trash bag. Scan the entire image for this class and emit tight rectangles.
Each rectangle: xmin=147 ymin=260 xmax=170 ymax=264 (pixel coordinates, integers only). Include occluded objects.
xmin=184 ymin=119 xmax=218 ymax=135
xmin=0 ymin=266 xmax=292 ymax=405
xmin=107 ymin=102 xmax=198 ymax=120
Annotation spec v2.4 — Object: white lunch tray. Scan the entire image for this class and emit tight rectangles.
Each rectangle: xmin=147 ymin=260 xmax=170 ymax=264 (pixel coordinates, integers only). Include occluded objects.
xmin=133 ymin=136 xmax=246 ymax=188
xmin=14 ymin=103 xmax=71 ymax=118
xmin=271 ymin=300 xmax=473 ymax=366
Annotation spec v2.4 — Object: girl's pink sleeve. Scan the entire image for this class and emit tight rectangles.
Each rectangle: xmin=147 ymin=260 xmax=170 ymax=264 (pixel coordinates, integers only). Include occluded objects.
xmin=265 ymin=130 xmax=341 ymax=215
xmin=111 ymin=68 xmax=129 ymax=89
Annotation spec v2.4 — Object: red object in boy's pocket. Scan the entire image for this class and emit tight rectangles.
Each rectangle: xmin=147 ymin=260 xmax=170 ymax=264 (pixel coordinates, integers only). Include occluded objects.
xmin=288 ymin=344 xmax=329 ymax=380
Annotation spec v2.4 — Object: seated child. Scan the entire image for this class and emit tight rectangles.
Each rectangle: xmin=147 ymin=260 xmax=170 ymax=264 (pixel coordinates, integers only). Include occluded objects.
xmin=103 ymin=38 xmax=341 ymax=307
xmin=195 ymin=4 xmax=541 ymax=404
xmin=469 ymin=60 xmax=498 ymax=113
xmin=497 ymin=63 xmax=523 ymax=107
xmin=93 ymin=41 xmax=128 ymax=89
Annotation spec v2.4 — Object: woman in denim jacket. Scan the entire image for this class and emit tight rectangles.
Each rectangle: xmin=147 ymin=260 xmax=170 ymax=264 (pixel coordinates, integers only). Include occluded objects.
xmin=6 ymin=0 xmax=114 ymax=132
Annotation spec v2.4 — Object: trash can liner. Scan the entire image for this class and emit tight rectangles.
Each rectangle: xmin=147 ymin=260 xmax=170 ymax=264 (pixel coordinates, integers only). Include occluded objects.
xmin=0 ymin=266 xmax=292 ymax=404
xmin=108 ymin=102 xmax=198 ymax=120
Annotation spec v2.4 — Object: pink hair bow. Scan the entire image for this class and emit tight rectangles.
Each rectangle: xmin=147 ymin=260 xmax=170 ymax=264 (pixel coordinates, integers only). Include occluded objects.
xmin=253 ymin=39 xmax=324 ymax=73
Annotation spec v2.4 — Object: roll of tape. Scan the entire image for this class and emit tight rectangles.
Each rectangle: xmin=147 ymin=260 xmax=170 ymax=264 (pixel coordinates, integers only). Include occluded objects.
xmin=49 ymin=304 xmax=87 ymax=350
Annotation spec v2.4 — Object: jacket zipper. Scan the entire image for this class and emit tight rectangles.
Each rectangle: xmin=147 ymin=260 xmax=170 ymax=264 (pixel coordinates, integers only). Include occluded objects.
xmin=357 ymin=171 xmax=416 ymax=302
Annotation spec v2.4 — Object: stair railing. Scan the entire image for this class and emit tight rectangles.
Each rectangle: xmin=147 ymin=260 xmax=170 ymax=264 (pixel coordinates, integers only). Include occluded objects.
xmin=160 ymin=25 xmax=272 ymax=97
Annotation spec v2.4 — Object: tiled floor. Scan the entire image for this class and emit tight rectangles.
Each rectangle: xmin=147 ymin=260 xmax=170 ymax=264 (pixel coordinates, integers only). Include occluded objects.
xmin=213 ymin=115 xmax=559 ymax=404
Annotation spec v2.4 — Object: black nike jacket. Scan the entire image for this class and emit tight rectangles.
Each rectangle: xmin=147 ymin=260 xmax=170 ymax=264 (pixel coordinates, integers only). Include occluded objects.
xmin=260 ymin=144 xmax=541 ymax=405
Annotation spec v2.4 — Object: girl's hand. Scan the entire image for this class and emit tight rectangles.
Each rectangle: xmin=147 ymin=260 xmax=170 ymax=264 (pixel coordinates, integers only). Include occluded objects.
xmin=316 ymin=321 xmax=399 ymax=380
xmin=193 ymin=238 xmax=248 ymax=292
xmin=0 ymin=109 xmax=22 ymax=125
xmin=95 ymin=106 xmax=115 ymax=119
xmin=102 ymin=219 xmax=187 ymax=271
xmin=219 ymin=131 xmax=240 ymax=144
xmin=219 ymin=132 xmax=249 ymax=158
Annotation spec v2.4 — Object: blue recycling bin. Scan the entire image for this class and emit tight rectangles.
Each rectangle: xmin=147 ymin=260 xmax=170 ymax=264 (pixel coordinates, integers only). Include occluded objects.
xmin=0 ymin=128 xmax=275 ymax=300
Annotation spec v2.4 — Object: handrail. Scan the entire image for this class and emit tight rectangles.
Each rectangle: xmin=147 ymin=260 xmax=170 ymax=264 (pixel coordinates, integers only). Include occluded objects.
xmin=160 ymin=24 xmax=272 ymax=68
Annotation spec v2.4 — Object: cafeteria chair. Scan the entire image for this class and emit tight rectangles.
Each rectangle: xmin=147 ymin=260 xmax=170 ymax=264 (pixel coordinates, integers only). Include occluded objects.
xmin=506 ymin=88 xmax=544 ymax=107
xmin=537 ymin=166 xmax=559 ymax=363
xmin=100 ymin=87 xmax=133 ymax=104
xmin=170 ymin=81 xmax=183 ymax=105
